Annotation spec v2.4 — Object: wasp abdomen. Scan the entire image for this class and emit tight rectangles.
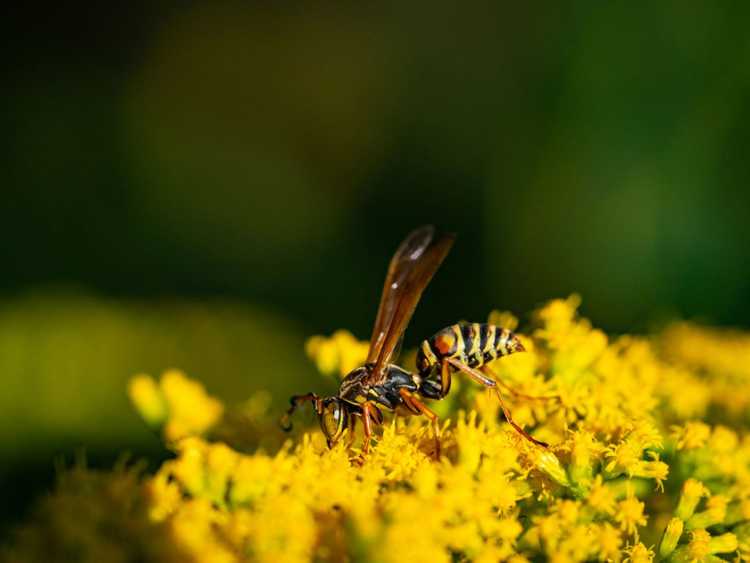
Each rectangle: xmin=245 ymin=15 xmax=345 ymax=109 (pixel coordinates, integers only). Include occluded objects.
xmin=417 ymin=323 xmax=524 ymax=378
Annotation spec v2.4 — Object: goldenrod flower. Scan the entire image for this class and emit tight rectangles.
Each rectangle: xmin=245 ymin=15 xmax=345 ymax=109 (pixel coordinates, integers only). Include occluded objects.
xmin=128 ymin=373 xmax=168 ymax=427
xmin=616 ymin=494 xmax=648 ymax=539
xmin=568 ymin=430 xmax=598 ymax=493
xmin=595 ymin=523 xmax=623 ymax=561
xmin=144 ymin=468 xmax=181 ymax=522
xmin=623 ymin=542 xmax=654 ymax=563
xmin=160 ymin=369 xmax=224 ymax=441
xmin=675 ymin=479 xmax=709 ymax=521
xmin=587 ymin=476 xmax=617 ymax=516
xmin=669 ymin=529 xmax=738 ymax=562
xmin=487 ymin=309 xmax=519 ymax=331
xmin=129 ymin=369 xmax=224 ymax=442
xmin=531 ymin=447 xmax=572 ymax=489
xmin=658 ymin=517 xmax=684 ymax=559
xmin=305 ymin=329 xmax=369 ymax=378
xmin=736 ymin=522 xmax=750 ymax=560
xmin=7 ymin=296 xmax=750 ymax=563
xmin=672 ymin=421 xmax=712 ymax=451
xmin=686 ymin=494 xmax=728 ymax=530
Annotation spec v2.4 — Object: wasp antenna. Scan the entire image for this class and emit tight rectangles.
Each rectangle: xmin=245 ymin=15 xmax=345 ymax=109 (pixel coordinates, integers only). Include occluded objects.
xmin=279 ymin=414 xmax=293 ymax=432
xmin=280 ymin=393 xmax=321 ymax=432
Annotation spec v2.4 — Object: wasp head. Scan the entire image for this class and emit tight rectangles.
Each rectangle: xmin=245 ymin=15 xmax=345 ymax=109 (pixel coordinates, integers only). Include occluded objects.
xmin=319 ymin=397 xmax=349 ymax=448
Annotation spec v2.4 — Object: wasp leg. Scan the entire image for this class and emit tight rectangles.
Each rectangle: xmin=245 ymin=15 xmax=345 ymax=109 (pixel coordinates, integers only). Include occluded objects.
xmin=346 ymin=414 xmax=358 ymax=448
xmin=361 ymin=401 xmax=377 ymax=456
xmin=399 ymin=388 xmax=442 ymax=459
xmin=445 ymin=357 xmax=548 ymax=448
xmin=280 ymin=393 xmax=322 ymax=431
xmin=440 ymin=357 xmax=453 ymax=397
xmin=480 ymin=365 xmax=558 ymax=402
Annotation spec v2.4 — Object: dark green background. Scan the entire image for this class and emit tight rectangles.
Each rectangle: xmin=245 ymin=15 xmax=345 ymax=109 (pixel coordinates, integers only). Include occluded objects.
xmin=3 ymin=2 xmax=749 ymax=536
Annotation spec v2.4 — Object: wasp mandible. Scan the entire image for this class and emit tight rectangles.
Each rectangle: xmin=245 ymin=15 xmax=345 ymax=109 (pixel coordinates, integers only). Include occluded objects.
xmin=281 ymin=225 xmax=547 ymax=457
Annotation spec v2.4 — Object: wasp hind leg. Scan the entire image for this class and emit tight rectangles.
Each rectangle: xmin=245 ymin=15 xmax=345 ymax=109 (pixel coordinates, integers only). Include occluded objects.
xmin=399 ymin=388 xmax=442 ymax=459
xmin=445 ymin=357 xmax=548 ymax=448
xmin=481 ymin=365 xmax=558 ymax=402
xmin=480 ymin=365 xmax=560 ymax=401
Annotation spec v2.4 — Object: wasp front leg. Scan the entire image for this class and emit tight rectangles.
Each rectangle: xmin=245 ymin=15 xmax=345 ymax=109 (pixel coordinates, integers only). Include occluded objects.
xmin=359 ymin=401 xmax=383 ymax=456
xmin=445 ymin=357 xmax=548 ymax=448
xmin=346 ymin=415 xmax=357 ymax=448
xmin=399 ymin=388 xmax=442 ymax=459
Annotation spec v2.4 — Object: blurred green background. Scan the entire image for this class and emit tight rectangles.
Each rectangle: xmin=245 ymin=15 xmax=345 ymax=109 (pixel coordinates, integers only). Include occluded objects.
xmin=3 ymin=2 xmax=750 ymax=535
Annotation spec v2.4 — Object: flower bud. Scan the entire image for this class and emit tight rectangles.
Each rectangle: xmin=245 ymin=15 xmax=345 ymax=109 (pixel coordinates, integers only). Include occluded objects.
xmin=658 ymin=517 xmax=684 ymax=559
xmin=686 ymin=495 xmax=727 ymax=530
xmin=675 ymin=479 xmax=708 ymax=520
xmin=568 ymin=432 xmax=595 ymax=492
xmin=708 ymin=532 xmax=738 ymax=554
xmin=533 ymin=449 xmax=570 ymax=488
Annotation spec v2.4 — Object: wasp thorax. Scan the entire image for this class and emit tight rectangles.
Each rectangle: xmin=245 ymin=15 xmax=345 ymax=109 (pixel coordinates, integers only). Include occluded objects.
xmin=338 ymin=366 xmax=370 ymax=400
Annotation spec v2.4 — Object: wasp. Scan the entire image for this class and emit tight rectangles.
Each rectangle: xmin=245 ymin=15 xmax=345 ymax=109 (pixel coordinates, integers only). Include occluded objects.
xmin=281 ymin=225 xmax=547 ymax=457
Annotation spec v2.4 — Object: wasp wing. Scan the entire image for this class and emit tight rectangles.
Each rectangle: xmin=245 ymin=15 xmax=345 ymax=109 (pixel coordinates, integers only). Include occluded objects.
xmin=365 ymin=226 xmax=455 ymax=385
xmin=367 ymin=225 xmax=435 ymax=364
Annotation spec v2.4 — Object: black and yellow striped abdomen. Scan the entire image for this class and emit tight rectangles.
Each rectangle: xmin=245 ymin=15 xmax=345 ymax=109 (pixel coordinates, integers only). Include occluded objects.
xmin=415 ymin=323 xmax=524 ymax=398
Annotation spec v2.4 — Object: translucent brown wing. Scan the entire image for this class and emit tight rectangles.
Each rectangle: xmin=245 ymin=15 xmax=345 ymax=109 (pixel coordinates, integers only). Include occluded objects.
xmin=365 ymin=226 xmax=455 ymax=385
xmin=366 ymin=226 xmax=435 ymax=364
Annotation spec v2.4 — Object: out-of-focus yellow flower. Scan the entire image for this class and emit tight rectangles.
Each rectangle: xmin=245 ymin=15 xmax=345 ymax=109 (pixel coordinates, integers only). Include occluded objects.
xmin=128 ymin=369 xmax=224 ymax=442
xmin=686 ymin=494 xmax=728 ymax=530
xmin=568 ymin=430 xmax=599 ymax=492
xmin=661 ymin=322 xmax=750 ymax=418
xmin=305 ymin=329 xmax=369 ymax=378
xmin=616 ymin=494 xmax=647 ymax=539
xmin=675 ymin=479 xmax=709 ymax=521
xmin=8 ymin=296 xmax=750 ymax=563
xmin=128 ymin=374 xmax=168 ymax=427
xmin=167 ymin=499 xmax=235 ymax=563
xmin=669 ymin=529 xmax=738 ymax=562
xmin=144 ymin=468 xmax=181 ymax=522
xmin=736 ymin=522 xmax=750 ymax=560
xmin=587 ymin=475 xmax=617 ymax=515
xmin=160 ymin=369 xmax=224 ymax=441
xmin=623 ymin=542 xmax=653 ymax=563
xmin=658 ymin=517 xmax=684 ymax=559
xmin=595 ymin=523 xmax=623 ymax=561
xmin=672 ymin=421 xmax=712 ymax=451
xmin=487 ymin=309 xmax=519 ymax=331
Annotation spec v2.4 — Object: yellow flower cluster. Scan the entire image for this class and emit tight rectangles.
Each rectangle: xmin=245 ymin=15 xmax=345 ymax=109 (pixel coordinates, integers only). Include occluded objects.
xmin=660 ymin=322 xmax=750 ymax=420
xmin=5 ymin=296 xmax=750 ymax=562
xmin=305 ymin=330 xmax=370 ymax=378
xmin=128 ymin=369 xmax=224 ymax=442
